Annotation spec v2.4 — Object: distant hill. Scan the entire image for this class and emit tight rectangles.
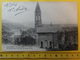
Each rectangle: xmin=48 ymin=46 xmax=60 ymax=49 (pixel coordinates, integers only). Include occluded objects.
xmin=59 ymin=24 xmax=77 ymax=27
xmin=2 ymin=19 xmax=28 ymax=44
xmin=2 ymin=20 xmax=27 ymax=31
xmin=43 ymin=24 xmax=77 ymax=27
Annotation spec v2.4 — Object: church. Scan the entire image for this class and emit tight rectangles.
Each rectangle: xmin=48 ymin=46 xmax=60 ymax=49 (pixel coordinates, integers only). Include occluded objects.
xmin=35 ymin=3 xmax=78 ymax=50
xmin=13 ymin=2 xmax=78 ymax=50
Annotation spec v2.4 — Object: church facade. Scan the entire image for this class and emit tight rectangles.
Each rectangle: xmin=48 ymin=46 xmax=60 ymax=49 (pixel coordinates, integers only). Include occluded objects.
xmin=35 ymin=3 xmax=78 ymax=50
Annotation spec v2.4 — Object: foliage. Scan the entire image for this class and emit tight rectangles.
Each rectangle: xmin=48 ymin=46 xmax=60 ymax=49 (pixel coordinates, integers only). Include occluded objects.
xmin=20 ymin=36 xmax=36 ymax=45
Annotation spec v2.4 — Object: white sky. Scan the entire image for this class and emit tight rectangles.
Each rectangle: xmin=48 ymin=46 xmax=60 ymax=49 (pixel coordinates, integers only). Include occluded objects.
xmin=2 ymin=2 xmax=78 ymax=28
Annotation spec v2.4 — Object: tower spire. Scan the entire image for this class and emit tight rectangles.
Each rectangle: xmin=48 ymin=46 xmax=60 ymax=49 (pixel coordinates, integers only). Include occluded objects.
xmin=35 ymin=2 xmax=41 ymax=13
xmin=35 ymin=2 xmax=42 ymax=30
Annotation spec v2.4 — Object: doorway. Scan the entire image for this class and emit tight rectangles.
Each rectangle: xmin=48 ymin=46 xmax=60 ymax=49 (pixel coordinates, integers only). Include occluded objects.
xmin=40 ymin=41 xmax=43 ymax=48
xmin=45 ymin=40 xmax=48 ymax=49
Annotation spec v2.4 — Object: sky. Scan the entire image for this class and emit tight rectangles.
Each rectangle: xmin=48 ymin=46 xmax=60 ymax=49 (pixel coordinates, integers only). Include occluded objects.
xmin=2 ymin=2 xmax=78 ymax=28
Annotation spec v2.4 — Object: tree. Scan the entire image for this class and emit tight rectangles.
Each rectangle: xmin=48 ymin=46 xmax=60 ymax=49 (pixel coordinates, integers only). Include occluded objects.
xmin=19 ymin=29 xmax=36 ymax=45
xmin=20 ymin=36 xmax=36 ymax=45
xmin=2 ymin=24 xmax=13 ymax=44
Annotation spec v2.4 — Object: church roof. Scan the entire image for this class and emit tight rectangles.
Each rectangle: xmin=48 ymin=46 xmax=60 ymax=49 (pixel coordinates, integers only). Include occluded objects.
xmin=37 ymin=24 xmax=63 ymax=33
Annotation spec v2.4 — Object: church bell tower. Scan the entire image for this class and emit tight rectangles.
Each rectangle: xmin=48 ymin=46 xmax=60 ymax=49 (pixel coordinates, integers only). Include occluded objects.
xmin=35 ymin=2 xmax=42 ymax=30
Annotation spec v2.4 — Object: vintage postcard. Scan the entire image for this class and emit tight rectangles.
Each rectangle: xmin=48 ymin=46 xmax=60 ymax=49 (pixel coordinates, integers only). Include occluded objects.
xmin=2 ymin=2 xmax=78 ymax=51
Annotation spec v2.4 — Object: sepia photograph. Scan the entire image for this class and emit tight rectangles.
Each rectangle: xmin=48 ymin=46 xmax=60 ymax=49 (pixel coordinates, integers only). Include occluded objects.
xmin=2 ymin=2 xmax=78 ymax=51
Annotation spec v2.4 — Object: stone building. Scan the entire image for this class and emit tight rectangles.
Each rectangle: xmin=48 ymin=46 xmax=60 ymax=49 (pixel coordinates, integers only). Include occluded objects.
xmin=35 ymin=2 xmax=61 ymax=49
xmin=35 ymin=3 xmax=78 ymax=49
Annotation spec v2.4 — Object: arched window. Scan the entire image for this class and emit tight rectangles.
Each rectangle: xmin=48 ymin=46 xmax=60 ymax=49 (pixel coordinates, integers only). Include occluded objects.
xmin=50 ymin=41 xmax=52 ymax=45
xmin=45 ymin=40 xmax=48 ymax=49
xmin=38 ymin=15 xmax=41 ymax=21
xmin=49 ymin=41 xmax=52 ymax=49
xmin=35 ymin=16 xmax=38 ymax=21
xmin=40 ymin=41 xmax=43 ymax=48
